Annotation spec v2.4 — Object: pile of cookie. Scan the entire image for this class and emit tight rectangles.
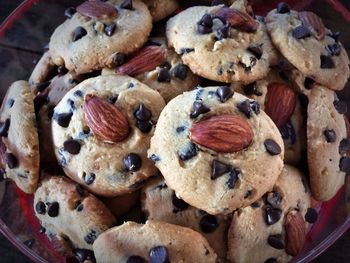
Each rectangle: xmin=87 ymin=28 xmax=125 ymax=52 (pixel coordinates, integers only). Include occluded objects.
xmin=0 ymin=0 xmax=349 ymax=262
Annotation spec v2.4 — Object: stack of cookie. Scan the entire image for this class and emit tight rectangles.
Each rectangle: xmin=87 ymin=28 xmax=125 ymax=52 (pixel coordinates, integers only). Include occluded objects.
xmin=0 ymin=0 xmax=349 ymax=262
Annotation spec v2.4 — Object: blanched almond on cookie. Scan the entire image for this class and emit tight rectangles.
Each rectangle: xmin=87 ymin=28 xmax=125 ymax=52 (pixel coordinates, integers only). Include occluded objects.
xmin=190 ymin=114 xmax=253 ymax=153
xmin=299 ymin=11 xmax=325 ymax=40
xmin=284 ymin=210 xmax=307 ymax=256
xmin=115 ymin=46 xmax=167 ymax=76
xmin=77 ymin=0 xmax=117 ymax=19
xmin=83 ymin=95 xmax=129 ymax=143
xmin=214 ymin=8 xmax=258 ymax=33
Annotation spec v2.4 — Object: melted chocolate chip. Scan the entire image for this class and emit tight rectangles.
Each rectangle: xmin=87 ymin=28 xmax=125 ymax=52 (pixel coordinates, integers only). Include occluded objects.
xmin=279 ymin=121 xmax=296 ymax=145
xmin=237 ymin=99 xmax=260 ymax=118
xmin=226 ymin=168 xmax=240 ymax=189
xmin=24 ymin=238 xmax=35 ymax=248
xmin=216 ymin=24 xmax=230 ymax=40
xmin=305 ymin=207 xmax=318 ymax=223
xmin=149 ymin=154 xmax=160 ymax=162
xmin=63 ymin=139 xmax=81 ymax=155
xmin=172 ymin=193 xmax=189 ymax=212
xmin=264 ymin=139 xmax=282 ymax=155
xmin=328 ymin=43 xmax=341 ymax=56
xmin=173 ymin=64 xmax=188 ymax=80
xmin=5 ymin=153 xmax=18 ymax=169
xmin=121 ymin=0 xmax=133 ymax=9
xmin=134 ymin=103 xmax=152 ymax=121
xmin=73 ymin=27 xmax=87 ymax=42
xmin=277 ymin=2 xmax=290 ymax=13
xmin=136 ymin=120 xmax=153 ymax=133
xmin=83 ymin=172 xmax=96 ymax=185
xmin=339 ymin=139 xmax=350 ymax=154
xmin=36 ymin=81 xmax=50 ymax=92
xmin=211 ymin=160 xmax=232 ymax=180
xmin=157 ymin=68 xmax=171 ymax=82
xmin=320 ymin=55 xmax=335 ymax=69
xmin=47 ymin=202 xmax=59 ymax=217
xmin=112 ymin=52 xmax=126 ymax=66
xmin=266 ymin=191 xmax=282 ymax=208
xmin=179 ymin=48 xmax=195 ymax=55
xmin=7 ymin=99 xmax=14 ymax=108
xmin=0 ymin=119 xmax=10 ymax=137
xmin=35 ymin=201 xmax=46 ymax=214
xmin=324 ymin=129 xmax=336 ymax=143
xmin=339 ymin=157 xmax=350 ymax=174
xmin=265 ymin=258 xmax=277 ymax=263
xmin=84 ymin=230 xmax=97 ymax=245
xmin=247 ymin=45 xmax=262 ymax=59
xmin=179 ymin=143 xmax=198 ymax=161
xmin=199 ymin=214 xmax=218 ymax=233
xmin=127 ymin=256 xmax=146 ymax=263
xmin=123 ymin=153 xmax=142 ymax=171
xmin=216 ymin=86 xmax=233 ymax=102
xmin=333 ymin=100 xmax=347 ymax=114
xmin=72 ymin=248 xmax=95 ymax=263
xmin=190 ymin=101 xmax=210 ymax=119
xmin=104 ymin=23 xmax=116 ymax=37
xmin=149 ymin=246 xmax=170 ymax=263
xmin=265 ymin=207 xmax=282 ymax=225
xmin=65 ymin=7 xmax=76 ymax=19
xmin=304 ymin=77 xmax=315 ymax=90
xmin=211 ymin=0 xmax=226 ymax=6
xmin=268 ymin=235 xmax=285 ymax=249
xmin=292 ymin=26 xmax=311 ymax=39
xmin=53 ymin=112 xmax=73 ymax=128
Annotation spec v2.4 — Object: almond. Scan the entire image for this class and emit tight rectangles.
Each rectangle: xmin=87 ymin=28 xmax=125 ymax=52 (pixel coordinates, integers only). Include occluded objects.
xmin=190 ymin=114 xmax=253 ymax=153
xmin=83 ymin=95 xmax=129 ymax=143
xmin=299 ymin=11 xmax=325 ymax=40
xmin=265 ymin=82 xmax=296 ymax=128
xmin=214 ymin=8 xmax=258 ymax=33
xmin=285 ymin=210 xmax=307 ymax=256
xmin=115 ymin=46 xmax=167 ymax=76
xmin=77 ymin=0 xmax=117 ymax=19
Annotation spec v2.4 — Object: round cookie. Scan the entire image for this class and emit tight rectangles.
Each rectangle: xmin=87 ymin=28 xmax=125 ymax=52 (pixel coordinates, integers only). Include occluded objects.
xmin=93 ymin=220 xmax=217 ymax=263
xmin=227 ymin=165 xmax=312 ymax=263
xmin=52 ymin=75 xmax=165 ymax=197
xmin=265 ymin=7 xmax=350 ymax=91
xmin=0 ymin=81 xmax=39 ymax=194
xmin=148 ymin=86 xmax=284 ymax=215
xmin=141 ymin=177 xmax=229 ymax=260
xmin=307 ymin=85 xmax=348 ymax=201
xmin=166 ymin=5 xmax=278 ymax=83
xmin=34 ymin=176 xmax=116 ymax=253
xmin=143 ymin=0 xmax=179 ymax=22
xmin=49 ymin=0 xmax=152 ymax=74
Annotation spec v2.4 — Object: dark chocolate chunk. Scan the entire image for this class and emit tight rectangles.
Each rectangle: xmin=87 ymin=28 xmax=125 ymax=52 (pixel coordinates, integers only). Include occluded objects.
xmin=247 ymin=45 xmax=263 ymax=59
xmin=0 ymin=119 xmax=10 ymax=137
xmin=7 ymin=99 xmax=14 ymax=108
xmin=108 ymin=95 xmax=118 ymax=104
xmin=305 ymin=207 xmax=318 ymax=223
xmin=292 ymin=26 xmax=311 ymax=39
xmin=179 ymin=48 xmax=195 ymax=55
xmin=173 ymin=64 xmax=188 ymax=80
xmin=127 ymin=256 xmax=146 ymax=263
xmin=172 ymin=193 xmax=189 ymax=212
xmin=39 ymin=226 xmax=46 ymax=234
xmin=277 ymin=2 xmax=290 ymax=13
xmin=216 ymin=24 xmax=230 ymax=40
xmin=157 ymin=68 xmax=171 ymax=82
xmin=199 ymin=214 xmax=218 ymax=233
xmin=83 ymin=172 xmax=96 ymax=185
xmin=190 ymin=101 xmax=210 ymax=118
xmin=333 ymin=100 xmax=347 ymax=114
xmin=226 ymin=168 xmax=240 ymax=189
xmin=121 ymin=0 xmax=133 ymax=10
xmin=64 ymin=139 xmax=81 ymax=155
xmin=136 ymin=120 xmax=153 ymax=133
xmin=35 ymin=201 xmax=46 ymax=215
xmin=304 ymin=77 xmax=315 ymax=90
xmin=65 ymin=7 xmax=76 ymax=19
xmin=5 ymin=153 xmax=18 ymax=169
xmin=53 ymin=112 xmax=73 ymax=128
xmin=268 ymin=235 xmax=285 ymax=249
xmin=36 ymin=81 xmax=50 ymax=92
xmin=112 ymin=52 xmax=126 ymax=66
xmin=328 ymin=43 xmax=341 ymax=56
xmin=104 ymin=23 xmax=116 ymax=36
xmin=176 ymin=126 xmax=186 ymax=133
xmin=73 ymin=27 xmax=87 ymax=42
xmin=266 ymin=191 xmax=282 ymax=208
xmin=134 ymin=103 xmax=152 ymax=121
xmin=57 ymin=66 xmax=68 ymax=75
xmin=211 ymin=159 xmax=232 ymax=180
xmin=47 ymin=202 xmax=59 ymax=217
xmin=279 ymin=121 xmax=296 ymax=145
xmin=198 ymin=14 xmax=213 ymax=28
xmin=329 ymin=31 xmax=341 ymax=42
xmin=320 ymin=55 xmax=335 ymax=69
xmin=72 ymin=248 xmax=95 ymax=263
xmin=339 ymin=157 xmax=350 ymax=174
xmin=179 ymin=143 xmax=198 ymax=161
xmin=324 ymin=129 xmax=336 ymax=143
xmin=237 ymin=99 xmax=260 ymax=118
xmin=149 ymin=154 xmax=160 ymax=162
xmin=149 ymin=246 xmax=170 ymax=263
xmin=216 ymin=86 xmax=233 ymax=102
xmin=123 ymin=153 xmax=142 ymax=171
xmin=264 ymin=139 xmax=282 ymax=155
xmin=24 ymin=238 xmax=35 ymax=248
xmin=265 ymin=206 xmax=282 ymax=225
xmin=211 ymin=0 xmax=226 ymax=6
xmin=265 ymin=258 xmax=277 ymax=263
xmin=84 ymin=230 xmax=97 ymax=245
xmin=339 ymin=139 xmax=350 ymax=154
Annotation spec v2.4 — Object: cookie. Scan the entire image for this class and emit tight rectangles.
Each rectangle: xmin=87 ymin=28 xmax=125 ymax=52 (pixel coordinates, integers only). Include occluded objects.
xmin=52 ymin=75 xmax=165 ymax=197
xmin=49 ymin=0 xmax=152 ymax=74
xmin=93 ymin=220 xmax=217 ymax=263
xmin=34 ymin=176 xmax=116 ymax=254
xmin=166 ymin=5 xmax=278 ymax=83
xmin=143 ymin=0 xmax=179 ymax=22
xmin=0 ymin=81 xmax=40 ymax=193
xmin=148 ymin=86 xmax=284 ymax=215
xmin=141 ymin=177 xmax=229 ymax=260
xmin=265 ymin=8 xmax=350 ymax=91
xmin=307 ymin=85 xmax=348 ymax=201
xmin=227 ymin=165 xmax=312 ymax=263
xmin=102 ymin=191 xmax=139 ymax=218
xmin=29 ymin=51 xmax=57 ymax=87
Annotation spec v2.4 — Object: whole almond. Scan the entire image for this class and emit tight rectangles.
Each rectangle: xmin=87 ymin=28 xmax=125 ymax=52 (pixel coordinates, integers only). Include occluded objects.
xmin=115 ymin=46 xmax=167 ymax=76
xmin=285 ymin=210 xmax=307 ymax=256
xmin=77 ymin=0 xmax=117 ymax=19
xmin=190 ymin=114 xmax=253 ymax=153
xmin=265 ymin=82 xmax=296 ymax=128
xmin=215 ymin=8 xmax=258 ymax=33
xmin=299 ymin=11 xmax=325 ymax=40
xmin=83 ymin=95 xmax=129 ymax=143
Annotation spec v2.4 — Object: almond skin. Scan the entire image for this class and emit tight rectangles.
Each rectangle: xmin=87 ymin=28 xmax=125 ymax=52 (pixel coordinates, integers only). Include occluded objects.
xmin=285 ymin=210 xmax=307 ymax=256
xmin=83 ymin=95 xmax=129 ymax=143
xmin=265 ymin=82 xmax=297 ymax=128
xmin=115 ymin=46 xmax=167 ymax=76
xmin=77 ymin=0 xmax=117 ymax=19
xmin=299 ymin=11 xmax=325 ymax=40
xmin=190 ymin=114 xmax=253 ymax=153
xmin=214 ymin=8 xmax=258 ymax=33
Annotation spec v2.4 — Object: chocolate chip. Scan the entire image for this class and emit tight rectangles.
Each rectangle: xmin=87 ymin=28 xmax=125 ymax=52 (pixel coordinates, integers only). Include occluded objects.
xmin=199 ymin=214 xmax=218 ymax=233
xmin=162 ymin=62 xmax=172 ymax=70
xmin=324 ymin=129 xmax=336 ymax=143
xmin=226 ymin=168 xmax=239 ymax=189
xmin=127 ymin=256 xmax=146 ymax=263
xmin=65 ymin=7 xmax=76 ymax=18
xmin=123 ymin=153 xmax=142 ymax=171
xmin=216 ymin=86 xmax=233 ymax=102
xmin=149 ymin=154 xmax=160 ymax=162
xmin=57 ymin=66 xmax=68 ymax=75
xmin=329 ymin=31 xmax=341 ymax=42
xmin=72 ymin=27 xmax=87 ymax=42
xmin=305 ymin=207 xmax=318 ymax=223
xmin=39 ymin=226 xmax=46 ymax=234
xmin=339 ymin=139 xmax=350 ymax=154
xmin=73 ymin=248 xmax=95 ymax=263
xmin=172 ymin=193 xmax=189 ymax=212
xmin=67 ymin=99 xmax=76 ymax=111
xmin=328 ymin=43 xmax=341 ymax=56
xmin=198 ymin=24 xmax=212 ymax=34
xmin=195 ymin=88 xmax=204 ymax=100
xmin=277 ymin=2 xmax=290 ymax=13
xmin=304 ymin=77 xmax=315 ymax=90
xmin=241 ymin=82 xmax=261 ymax=96
xmin=279 ymin=121 xmax=296 ymax=145
xmin=83 ymin=172 xmax=96 ymax=185
xmin=5 ymin=153 xmax=18 ymax=169
xmin=53 ymin=112 xmax=73 ymax=128
xmin=176 ymin=126 xmax=186 ymax=133
xmin=64 ymin=139 xmax=81 ymax=155
xmin=36 ymin=81 xmax=50 ymax=92
xmin=134 ymin=103 xmax=152 ymax=121
xmin=211 ymin=159 xmax=232 ymax=180
xmin=7 ymin=99 xmax=14 ymax=108
xmin=108 ymin=95 xmax=118 ymax=104
xmin=112 ymin=52 xmax=126 ymax=66
xmin=268 ymin=234 xmax=285 ymax=249
xmin=84 ymin=230 xmax=97 ymax=245
xmin=179 ymin=48 xmax=194 ymax=55
xmin=136 ymin=120 xmax=152 ymax=133
xmin=320 ymin=55 xmax=335 ymax=69
xmin=104 ymin=23 xmax=116 ymax=37
xmin=198 ymin=13 xmax=213 ymax=28
xmin=121 ymin=0 xmax=133 ymax=10
xmin=237 ymin=99 xmax=260 ymax=118
xmin=190 ymin=101 xmax=210 ymax=119
xmin=157 ymin=68 xmax=171 ymax=82
xmin=35 ymin=201 xmax=46 ymax=214
xmin=266 ymin=191 xmax=282 ymax=208
xmin=173 ymin=64 xmax=188 ymax=80
xmin=265 ymin=258 xmax=277 ymax=263
xmin=216 ymin=24 xmax=230 ymax=40
xmin=149 ymin=246 xmax=170 ymax=263
xmin=265 ymin=207 xmax=282 ymax=225
xmin=179 ymin=143 xmax=198 ymax=161
xmin=339 ymin=157 xmax=350 ymax=174
xmin=292 ymin=26 xmax=311 ymax=39
xmin=247 ymin=45 xmax=262 ymax=59
xmin=24 ymin=238 xmax=35 ymax=248
xmin=211 ymin=0 xmax=226 ymax=5
xmin=333 ymin=100 xmax=347 ymax=114
xmin=264 ymin=139 xmax=282 ymax=155
xmin=47 ymin=202 xmax=59 ymax=217
xmin=0 ymin=119 xmax=10 ymax=137
xmin=76 ymin=203 xmax=84 ymax=212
